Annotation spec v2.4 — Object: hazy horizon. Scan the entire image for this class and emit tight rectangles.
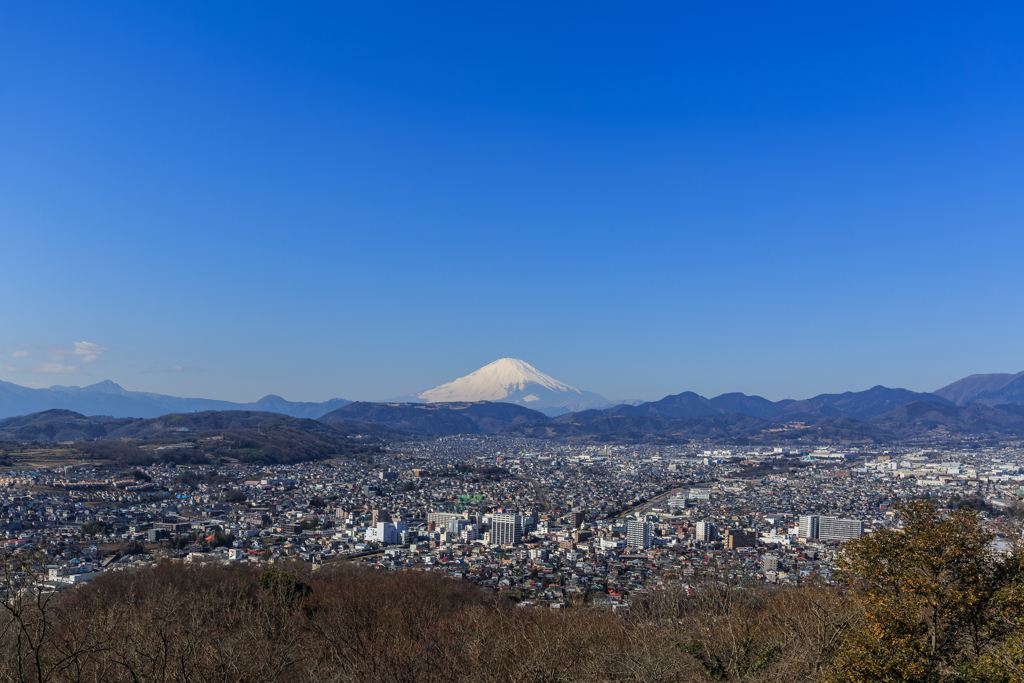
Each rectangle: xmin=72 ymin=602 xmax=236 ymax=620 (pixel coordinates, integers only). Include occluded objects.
xmin=0 ymin=356 xmax=1008 ymax=406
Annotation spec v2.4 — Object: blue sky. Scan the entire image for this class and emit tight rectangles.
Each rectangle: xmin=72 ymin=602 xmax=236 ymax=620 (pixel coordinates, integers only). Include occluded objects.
xmin=2 ymin=2 xmax=1023 ymax=403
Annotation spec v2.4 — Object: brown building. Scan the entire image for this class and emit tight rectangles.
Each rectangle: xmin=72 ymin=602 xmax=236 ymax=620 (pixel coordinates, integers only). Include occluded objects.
xmin=726 ymin=529 xmax=757 ymax=549
xmin=570 ymin=511 xmax=585 ymax=529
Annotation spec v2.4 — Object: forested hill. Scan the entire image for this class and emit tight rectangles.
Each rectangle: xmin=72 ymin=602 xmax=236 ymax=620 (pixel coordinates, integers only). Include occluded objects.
xmin=319 ymin=401 xmax=550 ymax=436
xmin=317 ymin=400 xmax=1024 ymax=444
xmin=867 ymin=401 xmax=1024 ymax=439
xmin=0 ymin=409 xmax=395 ymax=466
xmin=5 ymin=399 xmax=1024 ymax=454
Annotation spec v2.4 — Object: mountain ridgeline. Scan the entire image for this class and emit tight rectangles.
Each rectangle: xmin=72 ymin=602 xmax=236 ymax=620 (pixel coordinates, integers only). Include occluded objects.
xmin=0 ymin=379 xmax=351 ymax=421
xmin=318 ymin=385 xmax=1024 ymax=444
xmin=1 ymin=361 xmax=1021 ymax=422
xmin=570 ymin=385 xmax=952 ymax=421
xmin=934 ymin=371 xmax=1024 ymax=407
xmin=5 ymin=393 xmax=1024 ymax=455
xmin=3 ymin=365 xmax=1024 ymax=450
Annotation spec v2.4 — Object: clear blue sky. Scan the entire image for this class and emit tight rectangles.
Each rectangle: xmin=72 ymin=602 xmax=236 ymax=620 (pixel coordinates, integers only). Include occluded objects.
xmin=2 ymin=2 xmax=1023 ymax=403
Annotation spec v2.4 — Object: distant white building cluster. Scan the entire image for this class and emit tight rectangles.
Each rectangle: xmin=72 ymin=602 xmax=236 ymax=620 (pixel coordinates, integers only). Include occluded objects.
xmin=798 ymin=515 xmax=863 ymax=542
xmin=365 ymin=520 xmax=408 ymax=544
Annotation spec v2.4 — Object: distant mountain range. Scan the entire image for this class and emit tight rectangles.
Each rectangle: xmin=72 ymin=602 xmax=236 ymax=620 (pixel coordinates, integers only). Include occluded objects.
xmin=580 ymin=385 xmax=952 ymax=421
xmin=394 ymin=359 xmax=1016 ymax=420
xmin=934 ymin=372 xmax=1024 ymax=407
xmin=0 ymin=379 xmax=351 ymax=420
xmin=2 ymin=364 xmax=1024 ymax=443
xmin=314 ymin=384 xmax=1024 ymax=444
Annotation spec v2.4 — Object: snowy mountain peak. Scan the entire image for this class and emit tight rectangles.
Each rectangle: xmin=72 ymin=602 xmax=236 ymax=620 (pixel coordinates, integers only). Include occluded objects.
xmin=400 ymin=358 xmax=615 ymax=416
xmin=417 ymin=358 xmax=581 ymax=403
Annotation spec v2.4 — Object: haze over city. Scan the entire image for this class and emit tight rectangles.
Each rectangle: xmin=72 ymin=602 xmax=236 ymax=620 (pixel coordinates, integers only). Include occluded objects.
xmin=3 ymin=3 xmax=1023 ymax=403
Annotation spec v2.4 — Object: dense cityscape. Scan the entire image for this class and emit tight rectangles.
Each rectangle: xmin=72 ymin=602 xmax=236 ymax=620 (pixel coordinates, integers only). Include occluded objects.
xmin=6 ymin=433 xmax=1023 ymax=607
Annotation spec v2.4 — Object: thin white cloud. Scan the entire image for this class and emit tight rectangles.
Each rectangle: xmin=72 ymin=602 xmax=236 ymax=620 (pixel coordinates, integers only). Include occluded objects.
xmin=2 ymin=341 xmax=110 ymax=376
xmin=35 ymin=363 xmax=80 ymax=374
xmin=73 ymin=341 xmax=106 ymax=363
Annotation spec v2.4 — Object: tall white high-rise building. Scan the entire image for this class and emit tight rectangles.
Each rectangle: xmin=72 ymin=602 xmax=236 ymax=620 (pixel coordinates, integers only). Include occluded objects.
xmin=627 ymin=518 xmax=653 ymax=549
xmin=798 ymin=515 xmax=819 ymax=540
xmin=490 ymin=513 xmax=523 ymax=546
xmin=694 ymin=521 xmax=718 ymax=542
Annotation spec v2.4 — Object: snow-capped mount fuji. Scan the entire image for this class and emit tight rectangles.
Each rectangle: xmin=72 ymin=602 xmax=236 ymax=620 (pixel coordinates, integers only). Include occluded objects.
xmin=397 ymin=358 xmax=613 ymax=416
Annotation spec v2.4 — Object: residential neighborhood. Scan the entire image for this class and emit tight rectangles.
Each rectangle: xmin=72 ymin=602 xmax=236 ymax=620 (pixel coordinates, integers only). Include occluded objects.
xmin=4 ymin=434 xmax=1023 ymax=607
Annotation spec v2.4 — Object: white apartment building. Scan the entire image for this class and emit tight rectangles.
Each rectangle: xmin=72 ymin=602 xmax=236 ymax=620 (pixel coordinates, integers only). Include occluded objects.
xmin=694 ymin=521 xmax=718 ymax=542
xmin=490 ymin=513 xmax=523 ymax=546
xmin=626 ymin=518 xmax=653 ymax=549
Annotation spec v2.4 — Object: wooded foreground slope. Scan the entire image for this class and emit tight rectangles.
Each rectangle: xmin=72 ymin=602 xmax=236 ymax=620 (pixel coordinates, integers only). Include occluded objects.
xmin=0 ymin=560 xmax=855 ymax=683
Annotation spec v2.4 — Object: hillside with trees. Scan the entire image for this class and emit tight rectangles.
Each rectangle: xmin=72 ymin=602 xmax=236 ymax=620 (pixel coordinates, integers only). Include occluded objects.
xmin=4 ymin=400 xmax=1024 ymax=455
xmin=320 ymin=401 xmax=551 ymax=436
xmin=0 ymin=410 xmax=391 ymax=466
